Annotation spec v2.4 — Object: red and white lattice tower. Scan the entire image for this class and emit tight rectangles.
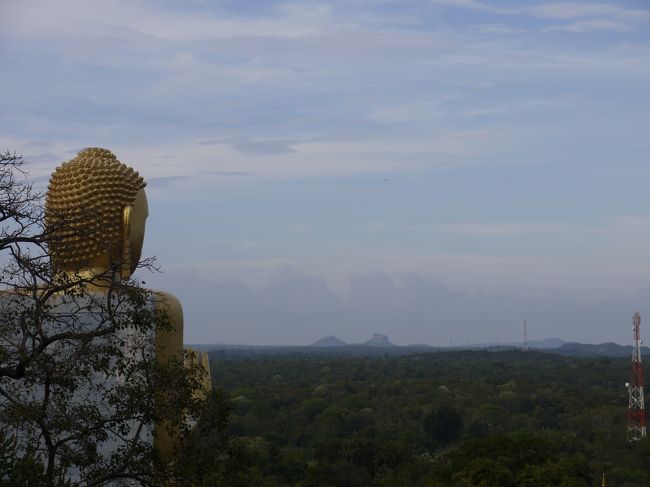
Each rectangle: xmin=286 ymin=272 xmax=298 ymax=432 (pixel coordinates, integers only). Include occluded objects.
xmin=627 ymin=312 xmax=646 ymax=442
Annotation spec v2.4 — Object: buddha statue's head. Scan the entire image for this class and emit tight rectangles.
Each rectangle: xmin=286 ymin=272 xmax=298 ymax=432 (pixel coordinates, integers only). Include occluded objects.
xmin=45 ymin=148 xmax=148 ymax=280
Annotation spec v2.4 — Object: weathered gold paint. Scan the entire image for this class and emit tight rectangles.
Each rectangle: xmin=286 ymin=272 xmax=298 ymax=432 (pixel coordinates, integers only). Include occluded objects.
xmin=185 ymin=346 xmax=213 ymax=401
xmin=45 ymin=147 xmax=146 ymax=274
xmin=45 ymin=147 xmax=211 ymax=460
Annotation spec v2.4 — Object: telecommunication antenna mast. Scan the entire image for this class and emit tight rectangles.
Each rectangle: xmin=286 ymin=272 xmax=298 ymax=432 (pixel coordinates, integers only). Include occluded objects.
xmin=522 ymin=320 xmax=528 ymax=351
xmin=627 ymin=312 xmax=646 ymax=441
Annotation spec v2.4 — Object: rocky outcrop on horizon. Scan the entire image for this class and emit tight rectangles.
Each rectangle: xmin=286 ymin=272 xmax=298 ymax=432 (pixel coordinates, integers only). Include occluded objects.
xmin=364 ymin=333 xmax=395 ymax=347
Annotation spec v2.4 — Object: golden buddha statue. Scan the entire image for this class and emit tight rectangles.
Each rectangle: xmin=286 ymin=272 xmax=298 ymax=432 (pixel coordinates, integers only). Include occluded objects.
xmin=45 ymin=147 xmax=210 ymax=459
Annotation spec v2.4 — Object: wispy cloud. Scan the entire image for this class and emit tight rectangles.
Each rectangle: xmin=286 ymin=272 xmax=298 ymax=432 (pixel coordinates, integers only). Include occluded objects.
xmin=4 ymin=0 xmax=650 ymax=338
xmin=470 ymin=23 xmax=526 ymax=35
xmin=544 ymin=19 xmax=631 ymax=33
xmin=366 ymin=95 xmax=463 ymax=123
xmin=150 ymin=264 xmax=650 ymax=345
xmin=430 ymin=0 xmax=650 ymax=30
xmin=430 ymin=0 xmax=515 ymax=15
xmin=370 ymin=216 xmax=650 ymax=238
xmin=3 ymin=1 xmax=344 ymax=41
xmin=199 ymin=137 xmax=297 ymax=155
xmin=525 ymin=2 xmax=650 ymax=21
xmin=427 ymin=221 xmax=587 ymax=236
xmin=147 ymin=175 xmax=189 ymax=188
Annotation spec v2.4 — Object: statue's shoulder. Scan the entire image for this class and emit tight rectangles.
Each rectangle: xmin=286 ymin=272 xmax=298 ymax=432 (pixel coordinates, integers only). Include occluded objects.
xmin=150 ymin=290 xmax=184 ymax=353
xmin=152 ymin=290 xmax=181 ymax=308
xmin=151 ymin=290 xmax=183 ymax=317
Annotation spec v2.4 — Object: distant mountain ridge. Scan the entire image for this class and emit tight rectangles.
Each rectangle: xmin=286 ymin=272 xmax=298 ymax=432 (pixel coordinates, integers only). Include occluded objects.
xmin=529 ymin=337 xmax=566 ymax=349
xmin=554 ymin=341 xmax=649 ymax=357
xmin=310 ymin=336 xmax=347 ymax=347
xmin=192 ymin=337 xmax=643 ymax=358
xmin=310 ymin=333 xmax=396 ymax=347
xmin=466 ymin=337 xmax=566 ymax=349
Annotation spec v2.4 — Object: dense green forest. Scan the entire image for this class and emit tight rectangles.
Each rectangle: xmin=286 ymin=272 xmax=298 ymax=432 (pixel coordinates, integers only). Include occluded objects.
xmin=208 ymin=349 xmax=650 ymax=486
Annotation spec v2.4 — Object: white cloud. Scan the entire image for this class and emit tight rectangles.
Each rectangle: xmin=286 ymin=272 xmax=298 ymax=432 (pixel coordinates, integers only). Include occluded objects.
xmin=366 ymin=94 xmax=463 ymax=123
xmin=370 ymin=216 xmax=650 ymax=239
xmin=3 ymin=119 xmax=528 ymax=188
xmin=544 ymin=19 xmax=632 ymax=33
xmin=429 ymin=0 xmax=650 ymax=28
xmin=470 ymin=23 xmax=526 ymax=35
xmin=150 ymin=263 xmax=650 ymax=345
xmin=427 ymin=221 xmax=587 ymax=236
xmin=2 ymin=0 xmax=345 ymax=41
xmin=526 ymin=2 xmax=650 ymax=21
xmin=461 ymin=97 xmax=563 ymax=118
xmin=3 ymin=0 xmax=648 ymax=190
xmin=430 ymin=0 xmax=514 ymax=14
xmin=2 ymin=0 xmax=649 ymax=347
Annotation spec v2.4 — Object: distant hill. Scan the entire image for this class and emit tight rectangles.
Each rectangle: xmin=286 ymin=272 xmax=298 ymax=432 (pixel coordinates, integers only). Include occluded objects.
xmin=552 ymin=342 xmax=649 ymax=357
xmin=191 ymin=337 xmax=650 ymax=358
xmin=364 ymin=333 xmax=395 ymax=347
xmin=466 ymin=337 xmax=566 ymax=349
xmin=528 ymin=337 xmax=566 ymax=349
xmin=310 ymin=336 xmax=347 ymax=347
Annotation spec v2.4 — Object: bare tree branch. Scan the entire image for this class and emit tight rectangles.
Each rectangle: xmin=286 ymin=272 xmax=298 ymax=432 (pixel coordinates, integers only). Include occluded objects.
xmin=0 ymin=151 xmax=210 ymax=485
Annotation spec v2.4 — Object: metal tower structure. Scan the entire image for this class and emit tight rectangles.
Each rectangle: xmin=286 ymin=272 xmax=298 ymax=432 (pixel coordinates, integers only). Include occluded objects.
xmin=522 ymin=320 xmax=528 ymax=351
xmin=627 ymin=312 xmax=646 ymax=442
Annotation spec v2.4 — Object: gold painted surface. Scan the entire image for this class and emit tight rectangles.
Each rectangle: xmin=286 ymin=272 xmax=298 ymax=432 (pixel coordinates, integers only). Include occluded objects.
xmin=185 ymin=347 xmax=213 ymax=401
xmin=154 ymin=291 xmax=186 ymax=460
xmin=45 ymin=147 xmax=145 ymax=276
xmin=44 ymin=147 xmax=212 ymax=461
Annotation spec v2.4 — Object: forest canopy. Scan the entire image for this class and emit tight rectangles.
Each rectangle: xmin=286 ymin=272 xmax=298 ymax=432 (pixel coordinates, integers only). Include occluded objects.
xmin=208 ymin=349 xmax=648 ymax=487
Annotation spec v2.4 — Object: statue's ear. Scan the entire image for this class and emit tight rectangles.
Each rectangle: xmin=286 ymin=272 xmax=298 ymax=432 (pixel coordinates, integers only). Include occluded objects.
xmin=121 ymin=205 xmax=132 ymax=280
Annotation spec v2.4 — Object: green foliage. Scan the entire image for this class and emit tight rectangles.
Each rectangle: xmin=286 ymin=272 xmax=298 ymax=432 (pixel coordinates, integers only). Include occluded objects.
xmin=207 ymin=349 xmax=647 ymax=486
xmin=0 ymin=285 xmax=214 ymax=485
xmin=423 ymin=405 xmax=462 ymax=446
xmin=163 ymin=389 xmax=244 ymax=486
xmin=0 ymin=432 xmax=53 ymax=486
xmin=446 ymin=432 xmax=590 ymax=486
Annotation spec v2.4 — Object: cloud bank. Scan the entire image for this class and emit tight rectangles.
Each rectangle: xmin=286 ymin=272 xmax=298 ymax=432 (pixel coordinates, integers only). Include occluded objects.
xmin=145 ymin=265 xmax=650 ymax=346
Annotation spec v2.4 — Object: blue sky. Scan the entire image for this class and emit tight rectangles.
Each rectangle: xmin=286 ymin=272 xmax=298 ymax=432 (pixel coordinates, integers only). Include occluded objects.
xmin=2 ymin=0 xmax=650 ymax=345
